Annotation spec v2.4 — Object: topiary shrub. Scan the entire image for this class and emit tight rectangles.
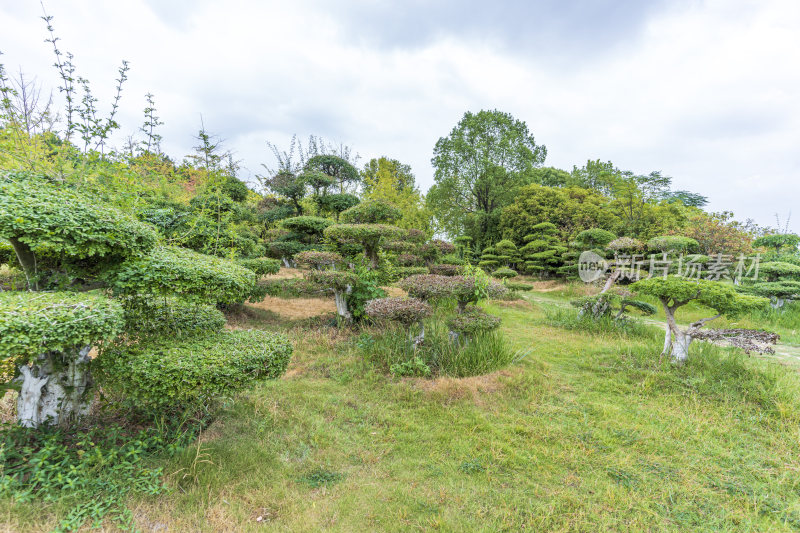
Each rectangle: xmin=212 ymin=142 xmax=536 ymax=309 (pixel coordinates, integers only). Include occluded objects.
xmin=397 ymin=253 xmax=424 ymax=267
xmin=505 ymin=281 xmax=534 ymax=291
xmin=365 ymin=297 xmax=432 ymax=346
xmin=576 ymin=228 xmax=617 ymax=249
xmin=430 ymin=240 xmax=456 ymax=255
xmin=324 ymin=224 xmax=405 ymax=268
xmin=96 ymin=330 xmax=292 ymax=415
xmin=0 ymin=291 xmax=123 ymax=427
xmin=647 ymin=235 xmax=699 ymax=254
xmin=607 ymin=237 xmax=644 ymax=253
xmin=0 ymin=171 xmax=158 ymax=289
xmin=294 ymin=251 xmax=344 ymax=270
xmin=306 ymin=269 xmax=359 ymax=320
xmin=492 ymin=267 xmax=518 ymax=280
xmin=393 ymin=266 xmax=429 ymax=280
xmin=109 ymin=245 xmax=256 ymax=305
xmin=280 ymin=216 xmax=333 ymax=239
xmin=405 ymin=229 xmax=428 ymax=243
xmin=121 ymin=298 xmax=225 ymax=339
xmin=428 ymin=264 xmax=463 ymax=276
xmin=340 ymin=199 xmax=402 ymax=224
xmin=447 ymin=307 xmax=501 ymax=336
xmin=236 ymin=257 xmax=281 ymax=276
xmin=316 ymin=193 xmax=360 ymax=219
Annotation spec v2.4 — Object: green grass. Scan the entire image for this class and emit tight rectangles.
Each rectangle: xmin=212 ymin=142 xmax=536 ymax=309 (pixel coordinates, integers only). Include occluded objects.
xmin=4 ymin=290 xmax=800 ymax=531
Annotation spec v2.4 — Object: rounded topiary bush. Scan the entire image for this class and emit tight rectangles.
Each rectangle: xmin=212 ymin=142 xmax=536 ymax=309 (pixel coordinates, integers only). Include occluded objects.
xmin=109 ymin=246 xmax=256 ymax=305
xmin=122 ymin=298 xmax=226 ymax=339
xmin=447 ymin=307 xmax=501 ymax=335
xmin=405 ymin=229 xmax=428 ymax=243
xmin=236 ymin=257 xmax=281 ymax=276
xmin=647 ymin=235 xmax=699 ymax=254
xmin=0 ymin=291 xmax=123 ymax=363
xmin=306 ymin=269 xmax=358 ymax=290
xmin=365 ymin=297 xmax=432 ymax=325
xmin=492 ymin=267 xmax=518 ymax=280
xmin=428 ymin=264 xmax=463 ymax=276
xmin=340 ymin=199 xmax=402 ymax=224
xmin=383 ymin=241 xmax=418 ymax=254
xmin=96 ymin=330 xmax=292 ymax=414
xmin=399 ymin=274 xmax=463 ymax=301
xmin=607 ymin=237 xmax=644 ymax=253
xmin=397 ymin=253 xmax=424 ymax=267
xmin=1 ymin=291 xmax=124 ymax=427
xmin=280 ymin=216 xmax=333 ymax=238
xmin=294 ymin=251 xmax=344 ymax=269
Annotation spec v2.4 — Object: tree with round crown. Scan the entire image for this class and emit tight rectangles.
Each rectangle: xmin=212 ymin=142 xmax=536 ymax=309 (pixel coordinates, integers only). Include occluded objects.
xmin=632 ymin=276 xmax=771 ymax=363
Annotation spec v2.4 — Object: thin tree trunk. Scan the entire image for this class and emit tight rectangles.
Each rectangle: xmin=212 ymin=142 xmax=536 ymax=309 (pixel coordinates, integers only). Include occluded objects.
xmin=8 ymin=237 xmax=37 ymax=290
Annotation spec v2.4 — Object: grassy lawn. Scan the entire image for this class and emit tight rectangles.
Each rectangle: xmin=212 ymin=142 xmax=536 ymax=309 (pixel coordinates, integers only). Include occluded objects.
xmin=5 ymin=290 xmax=800 ymax=531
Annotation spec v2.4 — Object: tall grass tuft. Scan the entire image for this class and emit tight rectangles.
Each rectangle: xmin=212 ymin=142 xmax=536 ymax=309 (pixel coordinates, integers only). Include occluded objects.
xmin=544 ymin=307 xmax=659 ymax=340
xmin=358 ymin=311 xmax=522 ymax=378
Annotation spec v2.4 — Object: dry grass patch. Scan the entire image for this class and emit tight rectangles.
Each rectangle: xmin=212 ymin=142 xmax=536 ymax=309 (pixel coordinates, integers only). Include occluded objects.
xmin=248 ymin=296 xmax=335 ymax=320
xmin=262 ymin=267 xmax=304 ymax=280
xmin=408 ymin=368 xmax=519 ymax=405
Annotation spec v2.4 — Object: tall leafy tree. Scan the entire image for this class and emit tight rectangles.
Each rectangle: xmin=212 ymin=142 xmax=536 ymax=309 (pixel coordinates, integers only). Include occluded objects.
xmin=427 ymin=110 xmax=546 ymax=246
xmin=361 ymin=157 xmax=431 ymax=233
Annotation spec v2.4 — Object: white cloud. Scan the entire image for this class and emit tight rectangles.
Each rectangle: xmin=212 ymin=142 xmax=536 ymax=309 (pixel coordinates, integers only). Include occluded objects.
xmin=1 ymin=0 xmax=798 ymax=231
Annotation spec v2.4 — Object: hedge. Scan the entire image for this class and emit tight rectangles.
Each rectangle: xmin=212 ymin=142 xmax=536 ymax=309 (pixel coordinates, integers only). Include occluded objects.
xmin=122 ymin=298 xmax=225 ymax=338
xmin=0 ymin=171 xmax=158 ymax=262
xmin=109 ymin=245 xmax=256 ymax=304
xmin=96 ymin=330 xmax=292 ymax=413
xmin=236 ymin=257 xmax=281 ymax=276
xmin=0 ymin=291 xmax=123 ymax=361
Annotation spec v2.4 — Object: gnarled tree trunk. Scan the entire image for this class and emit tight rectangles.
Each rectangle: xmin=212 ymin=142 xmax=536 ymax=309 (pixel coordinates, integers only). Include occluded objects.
xmin=334 ymin=285 xmax=353 ymax=321
xmin=16 ymin=346 xmax=93 ymax=428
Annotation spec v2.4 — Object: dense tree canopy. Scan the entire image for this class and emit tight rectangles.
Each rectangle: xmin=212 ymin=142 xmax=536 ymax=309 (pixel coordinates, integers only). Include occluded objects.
xmin=427 ymin=109 xmax=547 ymax=246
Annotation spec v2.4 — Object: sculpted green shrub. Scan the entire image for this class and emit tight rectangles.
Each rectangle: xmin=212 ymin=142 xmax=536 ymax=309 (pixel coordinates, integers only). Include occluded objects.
xmin=428 ymin=264 xmax=463 ymax=276
xmin=236 ymin=257 xmax=281 ymax=276
xmin=96 ymin=330 xmax=292 ymax=414
xmin=646 ymin=235 xmax=699 ymax=254
xmin=121 ymin=298 xmax=225 ymax=339
xmin=294 ymin=251 xmax=343 ymax=269
xmin=753 ymin=233 xmax=800 ymax=255
xmin=447 ymin=307 xmax=501 ymax=335
xmin=0 ymin=292 xmax=123 ymax=364
xmin=324 ymin=223 xmax=405 ymax=268
xmin=280 ymin=216 xmax=333 ymax=240
xmin=109 ymin=245 xmax=256 ymax=305
xmin=492 ymin=267 xmax=517 ymax=279
xmin=0 ymin=291 xmax=123 ymax=427
xmin=340 ymin=199 xmax=402 ymax=224
xmin=397 ymin=253 xmax=424 ymax=266
xmin=393 ymin=266 xmax=429 ymax=280
xmin=0 ymin=171 xmax=158 ymax=288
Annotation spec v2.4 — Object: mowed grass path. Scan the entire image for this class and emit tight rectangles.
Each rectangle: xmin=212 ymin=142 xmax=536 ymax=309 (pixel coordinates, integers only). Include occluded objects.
xmin=112 ymin=294 xmax=800 ymax=532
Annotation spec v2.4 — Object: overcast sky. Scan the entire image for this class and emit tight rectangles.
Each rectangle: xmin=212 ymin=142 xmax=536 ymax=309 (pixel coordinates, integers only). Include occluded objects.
xmin=2 ymin=0 xmax=799 ymax=232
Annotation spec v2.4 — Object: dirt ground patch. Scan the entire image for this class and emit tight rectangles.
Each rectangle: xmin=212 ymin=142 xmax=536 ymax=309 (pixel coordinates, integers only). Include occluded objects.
xmin=248 ymin=295 xmax=335 ymax=319
xmin=262 ymin=267 xmax=304 ymax=280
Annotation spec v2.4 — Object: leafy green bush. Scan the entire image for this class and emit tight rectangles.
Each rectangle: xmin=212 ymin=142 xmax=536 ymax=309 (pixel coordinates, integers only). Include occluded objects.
xmin=646 ymin=235 xmax=699 ymax=254
xmin=447 ymin=307 xmax=501 ymax=335
xmin=545 ymin=307 xmax=658 ymax=339
xmin=236 ymin=257 xmax=281 ymax=276
xmin=392 ymin=266 xmax=429 ymax=280
xmin=340 ymin=199 xmax=402 ymax=224
xmin=0 ymin=423 xmax=188 ymax=531
xmin=492 ymin=267 xmax=518 ymax=279
xmin=97 ymin=330 xmax=292 ymax=413
xmin=122 ymin=298 xmax=225 ymax=339
xmin=0 ymin=239 xmax=15 ymax=265
xmin=109 ymin=245 xmax=256 ymax=304
xmin=428 ymin=264 xmax=463 ymax=276
xmin=575 ymin=228 xmax=616 ymax=248
xmin=280 ymin=216 xmax=333 ymax=239
xmin=0 ymin=291 xmax=123 ymax=362
xmin=0 ymin=171 xmax=158 ymax=268
xmin=345 ymin=261 xmax=387 ymax=320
